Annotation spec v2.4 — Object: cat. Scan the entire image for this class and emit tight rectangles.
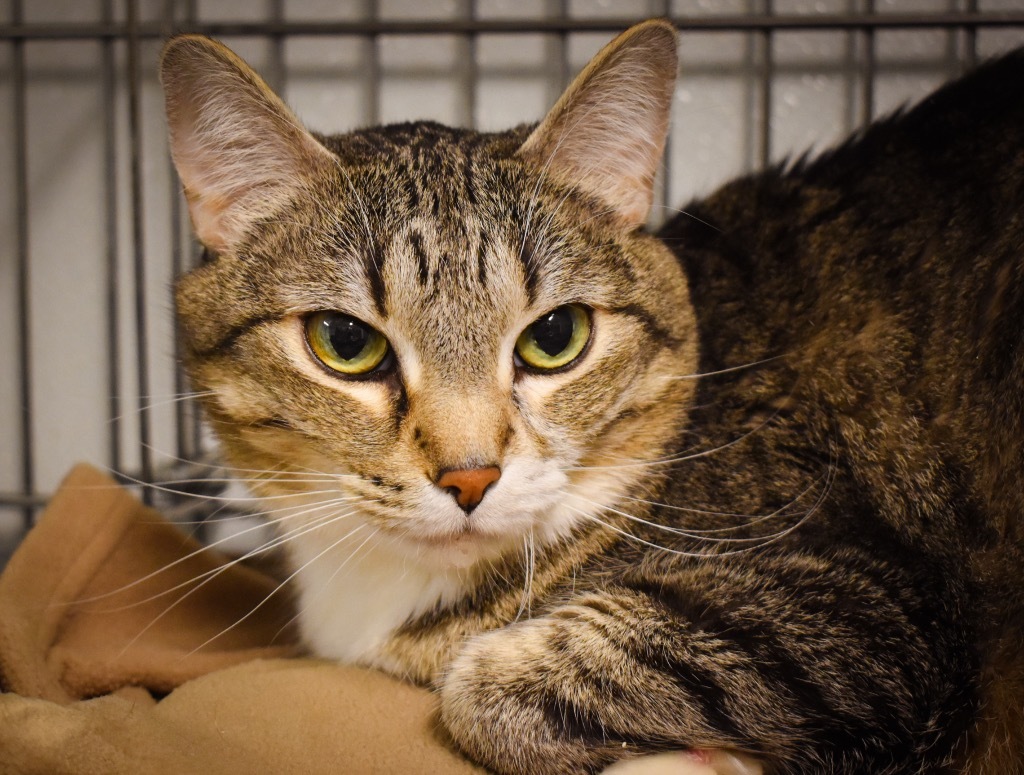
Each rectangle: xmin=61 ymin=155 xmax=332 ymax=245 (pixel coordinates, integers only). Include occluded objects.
xmin=160 ymin=19 xmax=1024 ymax=775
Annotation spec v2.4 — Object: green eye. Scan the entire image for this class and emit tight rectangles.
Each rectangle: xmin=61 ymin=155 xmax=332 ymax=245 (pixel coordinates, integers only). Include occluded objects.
xmin=515 ymin=304 xmax=591 ymax=371
xmin=305 ymin=312 xmax=390 ymax=375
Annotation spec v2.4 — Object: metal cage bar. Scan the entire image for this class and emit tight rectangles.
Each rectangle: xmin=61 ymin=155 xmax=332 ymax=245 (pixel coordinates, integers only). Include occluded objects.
xmin=2 ymin=4 xmax=1024 ymax=564
xmin=964 ymin=0 xmax=979 ymax=70
xmin=861 ymin=0 xmax=876 ymax=124
xmin=366 ymin=0 xmax=380 ymax=125
xmin=3 ymin=12 xmax=1024 ymax=39
xmin=759 ymin=0 xmax=774 ymax=168
xmin=126 ymin=0 xmax=154 ymax=504
xmin=11 ymin=0 xmax=34 ymax=528
xmin=103 ymin=0 xmax=123 ymax=474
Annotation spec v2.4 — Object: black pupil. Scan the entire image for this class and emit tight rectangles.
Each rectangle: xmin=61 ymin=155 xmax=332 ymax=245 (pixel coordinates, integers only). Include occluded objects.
xmin=324 ymin=316 xmax=369 ymax=360
xmin=532 ymin=307 xmax=575 ymax=356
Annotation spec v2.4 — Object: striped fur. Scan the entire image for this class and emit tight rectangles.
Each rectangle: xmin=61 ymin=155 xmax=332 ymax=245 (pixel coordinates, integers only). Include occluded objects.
xmin=163 ymin=20 xmax=1023 ymax=775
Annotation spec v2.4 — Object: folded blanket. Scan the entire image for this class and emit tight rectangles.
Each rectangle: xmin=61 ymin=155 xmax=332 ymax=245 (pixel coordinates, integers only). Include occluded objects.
xmin=0 ymin=464 xmax=485 ymax=774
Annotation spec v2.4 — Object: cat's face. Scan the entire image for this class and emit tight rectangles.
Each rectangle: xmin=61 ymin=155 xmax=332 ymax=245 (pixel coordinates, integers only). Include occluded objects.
xmin=166 ymin=22 xmax=694 ymax=574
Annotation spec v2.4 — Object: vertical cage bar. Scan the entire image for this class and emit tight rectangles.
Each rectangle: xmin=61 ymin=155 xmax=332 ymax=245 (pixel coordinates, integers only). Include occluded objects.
xmin=758 ymin=0 xmax=774 ymax=167
xmin=267 ymin=0 xmax=285 ymax=95
xmin=126 ymin=0 xmax=153 ymax=499
xmin=463 ymin=0 xmax=477 ymax=128
xmin=943 ymin=0 xmax=959 ymax=77
xmin=558 ymin=0 xmax=570 ymax=92
xmin=165 ymin=0 xmax=192 ymax=462
xmin=366 ymin=0 xmax=380 ymax=125
xmin=842 ymin=1 xmax=857 ymax=133
xmin=742 ymin=1 xmax=758 ymax=173
xmin=963 ymin=0 xmax=978 ymax=71
xmin=12 ymin=0 xmax=34 ymax=528
xmin=658 ymin=0 xmax=673 ymax=223
xmin=160 ymin=0 xmax=174 ymax=26
xmin=103 ymin=0 xmax=122 ymax=472
xmin=183 ymin=0 xmax=204 ymax=457
xmin=860 ymin=0 xmax=875 ymax=125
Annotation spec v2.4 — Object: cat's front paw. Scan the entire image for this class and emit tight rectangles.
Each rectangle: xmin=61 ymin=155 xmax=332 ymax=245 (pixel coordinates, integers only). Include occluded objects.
xmin=440 ymin=615 xmax=763 ymax=775
xmin=440 ymin=619 xmax=625 ymax=775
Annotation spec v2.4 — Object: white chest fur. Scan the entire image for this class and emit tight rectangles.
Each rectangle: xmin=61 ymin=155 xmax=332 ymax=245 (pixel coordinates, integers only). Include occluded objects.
xmin=287 ymin=529 xmax=471 ymax=669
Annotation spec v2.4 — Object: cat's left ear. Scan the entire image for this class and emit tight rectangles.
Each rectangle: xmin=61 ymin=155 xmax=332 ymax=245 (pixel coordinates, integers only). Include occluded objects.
xmin=518 ymin=19 xmax=678 ymax=230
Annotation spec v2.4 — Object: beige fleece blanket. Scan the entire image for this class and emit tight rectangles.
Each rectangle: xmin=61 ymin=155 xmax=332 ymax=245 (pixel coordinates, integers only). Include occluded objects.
xmin=0 ymin=464 xmax=484 ymax=774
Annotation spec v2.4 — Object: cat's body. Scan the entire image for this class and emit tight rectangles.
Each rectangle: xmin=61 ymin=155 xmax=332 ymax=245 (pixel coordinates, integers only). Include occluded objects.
xmin=162 ymin=21 xmax=1023 ymax=775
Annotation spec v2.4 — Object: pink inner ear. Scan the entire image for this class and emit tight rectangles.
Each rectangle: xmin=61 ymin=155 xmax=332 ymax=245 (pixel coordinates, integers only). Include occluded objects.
xmin=162 ymin=35 xmax=335 ymax=253
xmin=171 ymin=114 xmax=334 ymax=253
xmin=518 ymin=24 xmax=677 ymax=230
xmin=185 ymin=191 xmax=234 ymax=255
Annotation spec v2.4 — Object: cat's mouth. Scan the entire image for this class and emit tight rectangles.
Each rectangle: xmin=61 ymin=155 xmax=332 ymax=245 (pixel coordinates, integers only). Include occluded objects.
xmin=405 ymin=526 xmax=499 ymax=550
xmin=392 ymin=523 xmax=523 ymax=567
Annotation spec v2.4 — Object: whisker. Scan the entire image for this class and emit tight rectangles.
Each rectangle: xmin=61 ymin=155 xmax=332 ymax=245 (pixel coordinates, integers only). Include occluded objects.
xmin=180 ymin=522 xmax=376 ymax=660
xmin=144 ymin=475 xmax=350 ymax=489
xmin=567 ymin=384 xmax=797 ymax=473
xmin=567 ymin=421 xmax=763 ymax=473
xmin=564 ymin=484 xmax=819 ymax=544
xmin=109 ymin=391 xmax=216 ymax=424
xmin=566 ymin=469 xmax=826 ymax=530
xmin=96 ymin=467 xmax=348 ymax=506
xmin=270 ymin=527 xmax=383 ymax=645
xmin=113 ymin=505 xmax=366 ymax=660
xmin=75 ymin=495 xmax=360 ymax=606
xmin=135 ymin=441 xmax=346 ymax=481
xmin=649 ymin=203 xmax=722 ymax=233
xmin=513 ymin=532 xmax=534 ymax=623
xmin=563 ymin=458 xmax=832 ymax=559
xmin=146 ymin=489 xmax=356 ymax=527
xmin=564 ymin=504 xmax=707 ymax=557
xmin=528 ymin=528 xmax=535 ymax=619
xmin=657 ymin=354 xmax=789 ymax=381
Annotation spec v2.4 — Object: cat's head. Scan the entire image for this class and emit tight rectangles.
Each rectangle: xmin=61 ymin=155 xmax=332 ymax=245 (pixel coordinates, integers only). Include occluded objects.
xmin=163 ymin=20 xmax=696 ymax=573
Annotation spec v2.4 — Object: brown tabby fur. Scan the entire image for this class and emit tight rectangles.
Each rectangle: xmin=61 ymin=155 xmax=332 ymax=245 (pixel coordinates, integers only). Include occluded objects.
xmin=162 ymin=20 xmax=1024 ymax=775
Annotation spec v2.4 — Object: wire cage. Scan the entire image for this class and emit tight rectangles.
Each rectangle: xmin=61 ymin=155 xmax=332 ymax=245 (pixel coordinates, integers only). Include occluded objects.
xmin=2 ymin=0 xmax=1024 ymax=566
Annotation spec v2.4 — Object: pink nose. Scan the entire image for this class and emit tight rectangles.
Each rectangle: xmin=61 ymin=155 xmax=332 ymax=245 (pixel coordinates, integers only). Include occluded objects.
xmin=436 ymin=466 xmax=501 ymax=512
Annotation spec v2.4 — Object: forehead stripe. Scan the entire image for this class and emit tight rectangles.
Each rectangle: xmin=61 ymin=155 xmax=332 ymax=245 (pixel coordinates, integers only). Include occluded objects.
xmin=409 ymin=230 xmax=431 ymax=287
xmin=516 ymin=230 xmax=541 ymax=304
xmin=364 ymin=239 xmax=388 ymax=317
xmin=463 ymin=152 xmax=478 ymax=206
xmin=476 ymin=229 xmax=489 ymax=286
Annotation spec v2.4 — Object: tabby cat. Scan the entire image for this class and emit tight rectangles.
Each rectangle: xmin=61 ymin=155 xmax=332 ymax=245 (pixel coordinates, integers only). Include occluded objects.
xmin=161 ymin=20 xmax=1024 ymax=774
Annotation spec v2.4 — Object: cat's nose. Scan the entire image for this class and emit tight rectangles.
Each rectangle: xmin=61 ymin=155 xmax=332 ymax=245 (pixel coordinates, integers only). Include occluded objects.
xmin=436 ymin=466 xmax=501 ymax=513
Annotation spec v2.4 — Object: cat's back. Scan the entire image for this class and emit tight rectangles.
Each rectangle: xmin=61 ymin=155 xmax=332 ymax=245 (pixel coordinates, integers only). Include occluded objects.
xmin=660 ymin=46 xmax=1024 ymax=548
xmin=658 ymin=51 xmax=1024 ymax=772
xmin=664 ymin=46 xmax=1024 ymax=318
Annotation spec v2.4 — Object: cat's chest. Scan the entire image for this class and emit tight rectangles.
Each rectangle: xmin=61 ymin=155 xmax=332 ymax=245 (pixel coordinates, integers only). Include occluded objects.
xmin=286 ymin=533 xmax=472 ymax=669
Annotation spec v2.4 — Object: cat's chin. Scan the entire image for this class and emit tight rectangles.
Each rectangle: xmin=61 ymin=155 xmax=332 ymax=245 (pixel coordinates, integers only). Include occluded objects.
xmin=389 ymin=528 xmax=519 ymax=570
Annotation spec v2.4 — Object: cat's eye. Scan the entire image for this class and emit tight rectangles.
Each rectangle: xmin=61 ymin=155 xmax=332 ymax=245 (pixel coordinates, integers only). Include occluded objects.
xmin=305 ymin=312 xmax=390 ymax=376
xmin=515 ymin=304 xmax=591 ymax=371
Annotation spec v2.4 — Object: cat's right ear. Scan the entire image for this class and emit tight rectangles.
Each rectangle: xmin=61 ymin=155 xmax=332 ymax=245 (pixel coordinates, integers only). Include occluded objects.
xmin=160 ymin=35 xmax=334 ymax=253
xmin=518 ymin=20 xmax=678 ymax=230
